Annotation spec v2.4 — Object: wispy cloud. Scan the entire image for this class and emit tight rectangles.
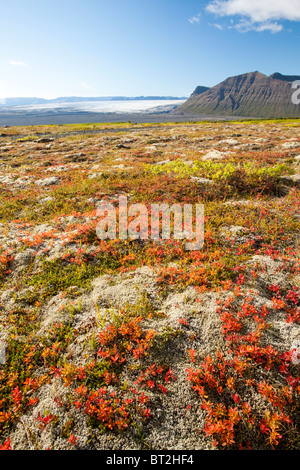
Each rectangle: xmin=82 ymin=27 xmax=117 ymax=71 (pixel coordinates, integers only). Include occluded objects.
xmin=231 ymin=20 xmax=283 ymax=34
xmin=80 ymin=82 xmax=92 ymax=90
xmin=205 ymin=0 xmax=300 ymax=33
xmin=212 ymin=23 xmax=224 ymax=30
xmin=188 ymin=13 xmax=202 ymax=24
xmin=9 ymin=60 xmax=27 ymax=66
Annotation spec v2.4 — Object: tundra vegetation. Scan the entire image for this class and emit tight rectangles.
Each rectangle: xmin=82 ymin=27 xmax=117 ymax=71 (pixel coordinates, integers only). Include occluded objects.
xmin=0 ymin=118 xmax=299 ymax=450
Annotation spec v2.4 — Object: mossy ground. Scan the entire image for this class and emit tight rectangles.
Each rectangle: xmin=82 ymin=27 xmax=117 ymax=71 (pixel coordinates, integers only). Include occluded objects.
xmin=0 ymin=119 xmax=299 ymax=450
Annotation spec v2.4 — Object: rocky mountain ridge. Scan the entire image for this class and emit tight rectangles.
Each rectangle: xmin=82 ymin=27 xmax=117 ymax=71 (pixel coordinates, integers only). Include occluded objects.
xmin=174 ymin=71 xmax=300 ymax=118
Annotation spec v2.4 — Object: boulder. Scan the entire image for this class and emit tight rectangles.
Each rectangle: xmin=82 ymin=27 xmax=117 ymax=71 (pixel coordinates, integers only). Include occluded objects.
xmin=202 ymin=150 xmax=227 ymax=161
xmin=35 ymin=176 xmax=60 ymax=187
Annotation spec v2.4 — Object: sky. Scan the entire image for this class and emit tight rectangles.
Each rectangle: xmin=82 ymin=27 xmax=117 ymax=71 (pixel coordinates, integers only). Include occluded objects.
xmin=0 ymin=0 xmax=300 ymax=99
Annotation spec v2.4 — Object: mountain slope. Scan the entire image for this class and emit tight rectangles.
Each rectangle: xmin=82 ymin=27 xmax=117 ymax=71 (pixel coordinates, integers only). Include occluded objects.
xmin=190 ymin=86 xmax=210 ymax=97
xmin=174 ymin=71 xmax=300 ymax=118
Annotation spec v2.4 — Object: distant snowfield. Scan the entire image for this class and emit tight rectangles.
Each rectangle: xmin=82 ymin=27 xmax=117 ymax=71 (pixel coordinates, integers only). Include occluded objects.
xmin=7 ymin=99 xmax=186 ymax=114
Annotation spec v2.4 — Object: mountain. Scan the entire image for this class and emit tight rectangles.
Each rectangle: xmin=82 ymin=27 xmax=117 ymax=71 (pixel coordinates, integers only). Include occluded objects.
xmin=0 ymin=96 xmax=187 ymax=108
xmin=174 ymin=71 xmax=300 ymax=118
xmin=1 ymin=97 xmax=48 ymax=107
xmin=270 ymin=73 xmax=300 ymax=82
xmin=190 ymin=86 xmax=210 ymax=97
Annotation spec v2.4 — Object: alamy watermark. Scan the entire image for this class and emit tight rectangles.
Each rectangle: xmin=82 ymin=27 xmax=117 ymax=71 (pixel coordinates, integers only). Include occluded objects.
xmin=292 ymin=80 xmax=300 ymax=105
xmin=291 ymin=341 xmax=300 ymax=365
xmin=96 ymin=196 xmax=204 ymax=250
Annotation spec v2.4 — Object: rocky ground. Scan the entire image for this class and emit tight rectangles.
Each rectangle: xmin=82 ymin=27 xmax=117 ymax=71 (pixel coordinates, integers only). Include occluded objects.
xmin=0 ymin=119 xmax=299 ymax=450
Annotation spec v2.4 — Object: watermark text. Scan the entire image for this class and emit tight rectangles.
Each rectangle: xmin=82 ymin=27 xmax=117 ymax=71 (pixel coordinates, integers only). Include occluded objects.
xmin=96 ymin=196 xmax=204 ymax=250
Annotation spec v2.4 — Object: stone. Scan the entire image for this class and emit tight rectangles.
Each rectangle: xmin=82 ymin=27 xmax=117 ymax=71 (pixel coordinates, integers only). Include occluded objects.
xmin=190 ymin=176 xmax=214 ymax=185
xmin=202 ymin=150 xmax=227 ymax=161
xmin=114 ymin=144 xmax=131 ymax=149
xmin=220 ymin=225 xmax=249 ymax=238
xmin=39 ymin=196 xmax=53 ymax=203
xmin=217 ymin=138 xmax=239 ymax=146
xmin=154 ymin=159 xmax=171 ymax=166
xmin=280 ymin=174 xmax=300 ymax=185
xmin=14 ymin=248 xmax=36 ymax=266
xmin=35 ymin=176 xmax=60 ymax=187
xmin=88 ymin=172 xmax=102 ymax=179
xmin=35 ymin=137 xmax=54 ymax=143
xmin=281 ymin=141 xmax=300 ymax=149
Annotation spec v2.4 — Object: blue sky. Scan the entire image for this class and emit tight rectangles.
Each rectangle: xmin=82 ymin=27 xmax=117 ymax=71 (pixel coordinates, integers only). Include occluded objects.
xmin=0 ymin=0 xmax=299 ymax=98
